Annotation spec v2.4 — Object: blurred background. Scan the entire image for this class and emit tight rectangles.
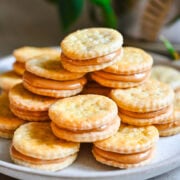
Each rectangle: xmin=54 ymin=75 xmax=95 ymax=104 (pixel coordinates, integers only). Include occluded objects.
xmin=0 ymin=0 xmax=180 ymax=58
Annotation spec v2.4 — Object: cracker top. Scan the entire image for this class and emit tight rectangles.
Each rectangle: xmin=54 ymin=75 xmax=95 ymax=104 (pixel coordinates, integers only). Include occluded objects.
xmin=151 ymin=65 xmax=180 ymax=90
xmin=94 ymin=124 xmax=159 ymax=153
xmin=13 ymin=122 xmax=80 ymax=160
xmin=9 ymin=83 xmax=56 ymax=111
xmin=26 ymin=55 xmax=86 ymax=80
xmin=0 ymin=93 xmax=25 ymax=130
xmin=13 ymin=46 xmax=60 ymax=63
xmin=61 ymin=28 xmax=123 ymax=60
xmin=104 ymin=47 xmax=153 ymax=74
xmin=49 ymin=94 xmax=118 ymax=130
xmin=110 ymin=79 xmax=174 ymax=112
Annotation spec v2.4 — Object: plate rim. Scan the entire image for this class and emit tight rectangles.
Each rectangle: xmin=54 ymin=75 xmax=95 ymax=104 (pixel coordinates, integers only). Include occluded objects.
xmin=0 ymin=55 xmax=180 ymax=179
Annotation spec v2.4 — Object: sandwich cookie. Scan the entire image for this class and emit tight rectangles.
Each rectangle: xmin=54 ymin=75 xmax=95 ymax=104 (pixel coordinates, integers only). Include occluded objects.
xmin=24 ymin=55 xmax=87 ymax=98
xmin=9 ymin=83 xmax=57 ymax=121
xmin=13 ymin=46 xmax=60 ymax=75
xmin=61 ymin=28 xmax=123 ymax=72
xmin=0 ymin=93 xmax=25 ymax=138
xmin=110 ymin=79 xmax=174 ymax=126
xmin=155 ymin=91 xmax=180 ymax=136
xmin=10 ymin=122 xmax=80 ymax=171
xmin=49 ymin=94 xmax=120 ymax=142
xmin=93 ymin=124 xmax=159 ymax=168
xmin=91 ymin=47 xmax=153 ymax=88
xmin=0 ymin=71 xmax=22 ymax=92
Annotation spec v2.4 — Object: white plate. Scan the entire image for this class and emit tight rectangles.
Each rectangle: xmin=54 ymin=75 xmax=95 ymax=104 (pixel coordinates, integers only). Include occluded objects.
xmin=0 ymin=55 xmax=180 ymax=180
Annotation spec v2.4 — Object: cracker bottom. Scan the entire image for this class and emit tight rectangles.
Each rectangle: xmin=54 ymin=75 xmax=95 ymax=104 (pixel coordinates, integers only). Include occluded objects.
xmin=51 ymin=116 xmax=120 ymax=142
xmin=24 ymin=81 xmax=83 ymax=98
xmin=92 ymin=146 xmax=155 ymax=169
xmin=10 ymin=146 xmax=78 ymax=171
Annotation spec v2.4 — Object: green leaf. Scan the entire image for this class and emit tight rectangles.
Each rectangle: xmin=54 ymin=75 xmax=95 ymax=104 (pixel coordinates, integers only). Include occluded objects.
xmin=90 ymin=0 xmax=117 ymax=28
xmin=160 ymin=36 xmax=179 ymax=60
xmin=57 ymin=0 xmax=84 ymax=32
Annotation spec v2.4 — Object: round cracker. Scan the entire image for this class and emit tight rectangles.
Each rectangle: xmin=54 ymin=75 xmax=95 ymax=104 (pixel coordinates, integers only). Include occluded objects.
xmin=94 ymin=124 xmax=159 ymax=154
xmin=151 ymin=65 xmax=180 ymax=90
xmin=158 ymin=126 xmax=180 ymax=137
xmin=13 ymin=122 xmax=80 ymax=160
xmin=13 ymin=46 xmax=60 ymax=63
xmin=26 ymin=56 xmax=85 ymax=80
xmin=104 ymin=47 xmax=153 ymax=74
xmin=9 ymin=83 xmax=57 ymax=111
xmin=0 ymin=71 xmax=22 ymax=91
xmin=49 ymin=94 xmax=118 ymax=130
xmin=0 ymin=93 xmax=25 ymax=131
xmin=61 ymin=28 xmax=123 ymax=60
xmin=13 ymin=62 xmax=25 ymax=76
xmin=110 ymin=79 xmax=174 ymax=112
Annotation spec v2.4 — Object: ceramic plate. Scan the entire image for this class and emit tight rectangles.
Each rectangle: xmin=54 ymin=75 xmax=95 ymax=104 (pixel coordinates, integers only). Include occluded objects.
xmin=0 ymin=55 xmax=180 ymax=180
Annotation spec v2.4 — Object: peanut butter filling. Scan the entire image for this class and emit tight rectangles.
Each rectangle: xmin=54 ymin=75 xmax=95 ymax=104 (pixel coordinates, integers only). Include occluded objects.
xmin=10 ymin=146 xmax=74 ymax=165
xmin=94 ymin=70 xmax=151 ymax=82
xmin=23 ymin=71 xmax=87 ymax=90
xmin=61 ymin=49 xmax=122 ymax=66
xmin=119 ymin=105 xmax=172 ymax=119
xmin=10 ymin=103 xmax=48 ymax=114
xmin=10 ymin=103 xmax=48 ymax=117
xmin=93 ymin=146 xmax=154 ymax=164
xmin=51 ymin=116 xmax=119 ymax=133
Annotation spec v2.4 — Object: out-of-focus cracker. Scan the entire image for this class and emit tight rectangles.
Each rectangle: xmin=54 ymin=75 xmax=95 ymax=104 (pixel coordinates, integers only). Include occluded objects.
xmin=13 ymin=62 xmax=25 ymax=76
xmin=0 ymin=93 xmax=25 ymax=131
xmin=151 ymin=65 xmax=180 ymax=90
xmin=0 ymin=71 xmax=22 ymax=91
xmin=13 ymin=46 xmax=60 ymax=63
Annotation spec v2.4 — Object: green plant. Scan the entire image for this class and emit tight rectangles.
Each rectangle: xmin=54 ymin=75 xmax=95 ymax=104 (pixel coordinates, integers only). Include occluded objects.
xmin=46 ymin=0 xmax=117 ymax=32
